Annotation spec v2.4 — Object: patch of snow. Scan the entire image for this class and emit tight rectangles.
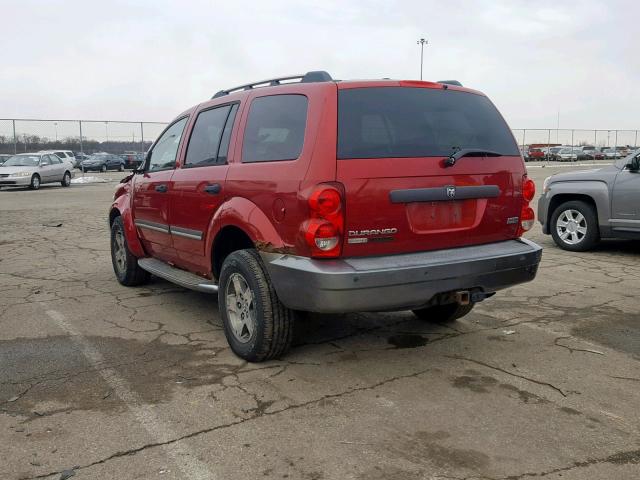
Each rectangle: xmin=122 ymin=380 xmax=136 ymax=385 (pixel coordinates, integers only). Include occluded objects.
xmin=71 ymin=176 xmax=110 ymax=184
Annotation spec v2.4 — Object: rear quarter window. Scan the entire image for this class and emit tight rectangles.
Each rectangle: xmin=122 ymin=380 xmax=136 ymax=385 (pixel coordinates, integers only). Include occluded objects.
xmin=242 ymin=94 xmax=308 ymax=163
xmin=337 ymin=87 xmax=519 ymax=159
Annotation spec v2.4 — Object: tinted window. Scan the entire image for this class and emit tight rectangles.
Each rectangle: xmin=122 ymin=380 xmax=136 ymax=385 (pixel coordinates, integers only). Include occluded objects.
xmin=148 ymin=117 xmax=188 ymax=171
xmin=242 ymin=95 xmax=307 ymax=162
xmin=337 ymin=87 xmax=519 ymax=159
xmin=54 ymin=152 xmax=66 ymax=158
xmin=217 ymin=104 xmax=239 ymax=164
xmin=185 ymin=105 xmax=231 ymax=167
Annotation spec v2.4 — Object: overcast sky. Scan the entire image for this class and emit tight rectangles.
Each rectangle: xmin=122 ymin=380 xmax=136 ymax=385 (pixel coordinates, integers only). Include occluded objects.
xmin=1 ymin=0 xmax=638 ymax=130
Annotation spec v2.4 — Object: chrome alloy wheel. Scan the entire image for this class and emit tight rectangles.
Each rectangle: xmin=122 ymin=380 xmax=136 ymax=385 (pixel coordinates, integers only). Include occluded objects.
xmin=556 ymin=209 xmax=587 ymax=245
xmin=113 ymin=228 xmax=127 ymax=275
xmin=225 ymin=273 xmax=256 ymax=344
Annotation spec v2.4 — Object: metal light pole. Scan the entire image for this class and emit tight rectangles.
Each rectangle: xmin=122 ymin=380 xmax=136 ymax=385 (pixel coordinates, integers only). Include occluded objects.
xmin=104 ymin=121 xmax=109 ymax=146
xmin=417 ymin=38 xmax=428 ymax=80
xmin=54 ymin=122 xmax=58 ymax=143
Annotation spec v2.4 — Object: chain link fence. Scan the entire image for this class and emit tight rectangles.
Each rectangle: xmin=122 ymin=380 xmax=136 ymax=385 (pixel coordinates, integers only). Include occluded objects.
xmin=0 ymin=119 xmax=168 ymax=155
xmin=1 ymin=120 xmax=638 ymax=160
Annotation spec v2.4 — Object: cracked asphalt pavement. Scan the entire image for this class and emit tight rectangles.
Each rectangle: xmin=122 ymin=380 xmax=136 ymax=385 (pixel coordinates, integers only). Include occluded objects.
xmin=1 ymin=165 xmax=639 ymax=480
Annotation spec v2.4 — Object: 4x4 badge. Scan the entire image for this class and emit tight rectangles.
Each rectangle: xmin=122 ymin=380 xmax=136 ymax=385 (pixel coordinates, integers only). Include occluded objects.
xmin=446 ymin=186 xmax=456 ymax=198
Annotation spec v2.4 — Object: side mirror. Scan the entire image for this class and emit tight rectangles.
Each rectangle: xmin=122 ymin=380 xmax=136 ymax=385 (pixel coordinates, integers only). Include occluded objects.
xmin=627 ymin=156 xmax=640 ymax=171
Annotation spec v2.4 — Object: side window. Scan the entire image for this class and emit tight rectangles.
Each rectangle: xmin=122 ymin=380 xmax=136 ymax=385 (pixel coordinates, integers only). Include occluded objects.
xmin=40 ymin=156 xmax=50 ymax=166
xmin=184 ymin=105 xmax=231 ymax=167
xmin=148 ymin=117 xmax=188 ymax=172
xmin=49 ymin=155 xmax=61 ymax=164
xmin=217 ymin=103 xmax=239 ymax=164
xmin=242 ymin=95 xmax=307 ymax=163
xmin=54 ymin=152 xmax=66 ymax=159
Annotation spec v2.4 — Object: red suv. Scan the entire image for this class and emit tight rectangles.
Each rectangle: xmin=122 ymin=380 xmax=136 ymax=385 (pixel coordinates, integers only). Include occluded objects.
xmin=109 ymin=71 xmax=542 ymax=362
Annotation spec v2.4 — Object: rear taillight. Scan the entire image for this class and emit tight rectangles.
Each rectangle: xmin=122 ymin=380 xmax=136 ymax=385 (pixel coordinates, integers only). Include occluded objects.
xmin=517 ymin=176 xmax=536 ymax=236
xmin=303 ymin=184 xmax=344 ymax=258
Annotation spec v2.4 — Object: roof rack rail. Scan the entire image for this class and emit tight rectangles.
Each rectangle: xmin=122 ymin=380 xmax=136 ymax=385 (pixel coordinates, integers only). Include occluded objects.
xmin=437 ymin=80 xmax=463 ymax=87
xmin=212 ymin=70 xmax=333 ymax=99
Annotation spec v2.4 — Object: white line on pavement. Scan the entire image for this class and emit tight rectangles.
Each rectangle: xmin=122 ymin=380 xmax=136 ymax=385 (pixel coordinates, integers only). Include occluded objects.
xmin=45 ymin=309 xmax=215 ymax=480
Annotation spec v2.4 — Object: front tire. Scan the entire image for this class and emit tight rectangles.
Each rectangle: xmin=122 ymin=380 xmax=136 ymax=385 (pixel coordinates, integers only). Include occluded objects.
xmin=30 ymin=174 xmax=41 ymax=190
xmin=61 ymin=171 xmax=71 ymax=187
xmin=118 ymin=164 xmax=124 ymax=172
xmin=412 ymin=302 xmax=474 ymax=323
xmin=110 ymin=216 xmax=150 ymax=286
xmin=219 ymin=249 xmax=294 ymax=362
xmin=101 ymin=164 xmax=107 ymax=173
xmin=550 ymin=200 xmax=599 ymax=251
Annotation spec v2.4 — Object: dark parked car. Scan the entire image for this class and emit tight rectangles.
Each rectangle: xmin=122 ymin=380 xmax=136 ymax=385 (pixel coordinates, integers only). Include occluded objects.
xmin=120 ymin=152 xmax=145 ymax=169
xmin=81 ymin=153 xmax=125 ymax=172
xmin=75 ymin=152 xmax=91 ymax=163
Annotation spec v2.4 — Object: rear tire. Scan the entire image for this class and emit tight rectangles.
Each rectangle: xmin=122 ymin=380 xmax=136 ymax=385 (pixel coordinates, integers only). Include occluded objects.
xmin=30 ymin=174 xmax=41 ymax=190
xmin=101 ymin=164 xmax=107 ymax=173
xmin=61 ymin=171 xmax=71 ymax=187
xmin=412 ymin=302 xmax=474 ymax=323
xmin=219 ymin=249 xmax=294 ymax=362
xmin=110 ymin=216 xmax=150 ymax=286
xmin=118 ymin=164 xmax=124 ymax=172
xmin=550 ymin=200 xmax=599 ymax=251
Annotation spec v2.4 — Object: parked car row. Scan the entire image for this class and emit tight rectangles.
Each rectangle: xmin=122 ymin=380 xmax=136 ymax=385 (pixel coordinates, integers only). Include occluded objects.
xmin=0 ymin=149 xmax=148 ymax=178
xmin=524 ymin=145 xmax=633 ymax=162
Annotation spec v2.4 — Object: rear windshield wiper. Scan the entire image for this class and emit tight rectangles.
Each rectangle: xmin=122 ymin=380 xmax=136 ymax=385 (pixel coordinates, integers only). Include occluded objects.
xmin=444 ymin=148 xmax=503 ymax=167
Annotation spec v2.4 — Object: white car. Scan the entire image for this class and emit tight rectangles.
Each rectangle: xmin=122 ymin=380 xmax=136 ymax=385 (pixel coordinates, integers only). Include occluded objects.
xmin=0 ymin=153 xmax=74 ymax=190
xmin=556 ymin=147 xmax=579 ymax=162
xmin=39 ymin=150 xmax=77 ymax=168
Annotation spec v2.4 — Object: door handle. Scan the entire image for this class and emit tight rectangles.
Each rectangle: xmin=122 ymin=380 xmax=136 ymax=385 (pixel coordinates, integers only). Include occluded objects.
xmin=204 ymin=183 xmax=221 ymax=195
xmin=155 ymin=184 xmax=168 ymax=193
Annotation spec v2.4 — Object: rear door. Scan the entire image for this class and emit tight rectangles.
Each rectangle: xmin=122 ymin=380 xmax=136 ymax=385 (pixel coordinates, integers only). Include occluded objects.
xmin=169 ymin=103 xmax=240 ymax=272
xmin=132 ymin=116 xmax=188 ymax=260
xmin=48 ymin=154 xmax=65 ymax=180
xmin=336 ymin=85 xmax=525 ymax=257
xmin=38 ymin=155 xmax=56 ymax=182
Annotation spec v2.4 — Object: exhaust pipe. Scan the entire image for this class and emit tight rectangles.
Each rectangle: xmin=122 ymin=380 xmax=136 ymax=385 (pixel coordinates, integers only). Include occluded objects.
xmin=454 ymin=290 xmax=496 ymax=305
xmin=454 ymin=291 xmax=471 ymax=305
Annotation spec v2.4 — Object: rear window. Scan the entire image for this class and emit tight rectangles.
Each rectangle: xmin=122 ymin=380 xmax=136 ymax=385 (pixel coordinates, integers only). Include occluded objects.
xmin=337 ymin=87 xmax=519 ymax=159
xmin=242 ymin=94 xmax=307 ymax=163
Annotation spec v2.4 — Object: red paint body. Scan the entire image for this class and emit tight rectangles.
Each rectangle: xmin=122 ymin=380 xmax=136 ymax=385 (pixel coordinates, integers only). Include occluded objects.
xmin=110 ymin=79 xmax=528 ymax=280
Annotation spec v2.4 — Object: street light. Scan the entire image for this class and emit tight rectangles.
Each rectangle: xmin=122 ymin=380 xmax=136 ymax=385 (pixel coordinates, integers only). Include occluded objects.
xmin=417 ymin=38 xmax=428 ymax=80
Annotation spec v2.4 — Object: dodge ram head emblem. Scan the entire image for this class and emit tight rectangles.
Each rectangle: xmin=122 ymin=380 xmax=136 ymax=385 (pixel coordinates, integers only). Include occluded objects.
xmin=446 ymin=186 xmax=456 ymax=198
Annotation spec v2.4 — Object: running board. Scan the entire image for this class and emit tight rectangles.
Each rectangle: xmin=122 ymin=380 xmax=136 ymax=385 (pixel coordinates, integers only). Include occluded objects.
xmin=137 ymin=258 xmax=218 ymax=293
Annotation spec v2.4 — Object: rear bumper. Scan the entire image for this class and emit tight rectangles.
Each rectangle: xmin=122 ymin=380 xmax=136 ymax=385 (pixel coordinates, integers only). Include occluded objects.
xmin=261 ymin=238 xmax=543 ymax=313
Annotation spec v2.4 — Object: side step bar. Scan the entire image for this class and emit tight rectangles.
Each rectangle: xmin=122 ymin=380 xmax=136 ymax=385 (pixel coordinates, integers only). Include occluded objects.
xmin=137 ymin=258 xmax=218 ymax=294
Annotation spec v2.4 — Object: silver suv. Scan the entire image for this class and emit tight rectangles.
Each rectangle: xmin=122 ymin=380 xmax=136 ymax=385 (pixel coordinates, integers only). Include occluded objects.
xmin=538 ymin=150 xmax=640 ymax=250
xmin=39 ymin=150 xmax=78 ymax=168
